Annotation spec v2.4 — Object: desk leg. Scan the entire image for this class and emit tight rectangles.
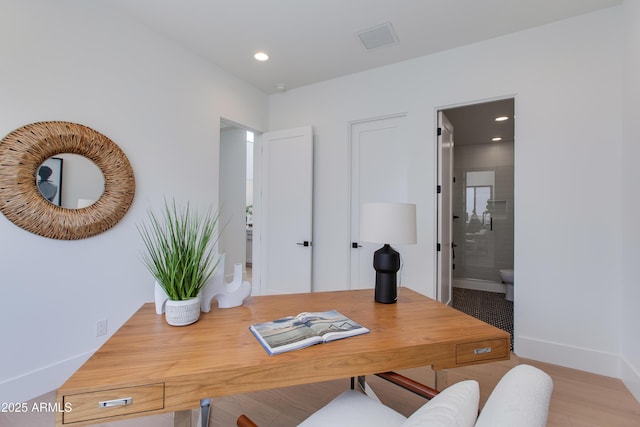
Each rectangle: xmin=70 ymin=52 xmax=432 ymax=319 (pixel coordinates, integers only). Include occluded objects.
xmin=434 ymin=369 xmax=448 ymax=391
xmin=199 ymin=398 xmax=211 ymax=427
xmin=174 ymin=410 xmax=191 ymax=427
xmin=174 ymin=398 xmax=210 ymax=427
xmin=356 ymin=375 xmax=381 ymax=402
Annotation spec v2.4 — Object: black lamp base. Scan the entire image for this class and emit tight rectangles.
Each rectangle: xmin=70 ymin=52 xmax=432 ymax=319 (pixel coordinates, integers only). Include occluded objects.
xmin=373 ymin=244 xmax=400 ymax=304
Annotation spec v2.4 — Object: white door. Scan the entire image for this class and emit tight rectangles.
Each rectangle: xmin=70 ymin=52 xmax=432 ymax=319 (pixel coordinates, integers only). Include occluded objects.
xmin=257 ymin=126 xmax=313 ymax=295
xmin=349 ymin=114 xmax=409 ymax=290
xmin=437 ymin=112 xmax=454 ymax=304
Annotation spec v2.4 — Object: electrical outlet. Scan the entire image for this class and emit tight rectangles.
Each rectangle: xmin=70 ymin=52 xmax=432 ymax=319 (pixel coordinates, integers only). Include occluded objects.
xmin=96 ymin=319 xmax=108 ymax=337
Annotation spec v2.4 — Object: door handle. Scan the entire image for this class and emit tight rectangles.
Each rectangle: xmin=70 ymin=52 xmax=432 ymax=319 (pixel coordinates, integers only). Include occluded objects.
xmin=352 ymin=242 xmax=362 ymax=249
xmin=297 ymin=241 xmax=311 ymax=247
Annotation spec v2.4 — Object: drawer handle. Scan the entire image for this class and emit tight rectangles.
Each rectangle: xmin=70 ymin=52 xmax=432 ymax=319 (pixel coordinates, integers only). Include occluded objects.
xmin=473 ymin=347 xmax=492 ymax=355
xmin=99 ymin=397 xmax=132 ymax=408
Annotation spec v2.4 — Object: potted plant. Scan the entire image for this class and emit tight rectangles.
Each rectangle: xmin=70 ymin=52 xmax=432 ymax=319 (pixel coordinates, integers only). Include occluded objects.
xmin=138 ymin=199 xmax=220 ymax=326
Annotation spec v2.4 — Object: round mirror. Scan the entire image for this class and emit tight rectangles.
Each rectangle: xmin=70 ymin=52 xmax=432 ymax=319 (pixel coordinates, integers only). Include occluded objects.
xmin=36 ymin=154 xmax=105 ymax=208
xmin=0 ymin=121 xmax=135 ymax=240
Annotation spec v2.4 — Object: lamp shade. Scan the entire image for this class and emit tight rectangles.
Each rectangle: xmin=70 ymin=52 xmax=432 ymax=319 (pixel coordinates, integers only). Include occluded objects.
xmin=360 ymin=202 xmax=417 ymax=244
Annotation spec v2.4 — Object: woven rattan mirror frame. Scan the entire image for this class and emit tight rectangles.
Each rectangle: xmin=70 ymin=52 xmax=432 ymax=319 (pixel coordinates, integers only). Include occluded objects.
xmin=0 ymin=121 xmax=135 ymax=240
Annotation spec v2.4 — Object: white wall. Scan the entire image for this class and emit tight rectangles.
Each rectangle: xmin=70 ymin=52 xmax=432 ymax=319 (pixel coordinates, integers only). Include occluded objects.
xmin=0 ymin=0 xmax=268 ymax=403
xmin=621 ymin=0 xmax=640 ymax=401
xmin=269 ymin=6 xmax=631 ymax=384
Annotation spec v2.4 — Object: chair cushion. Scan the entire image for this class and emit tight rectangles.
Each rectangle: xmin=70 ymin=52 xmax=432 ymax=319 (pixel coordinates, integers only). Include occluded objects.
xmin=298 ymin=389 xmax=407 ymax=427
xmin=474 ymin=364 xmax=553 ymax=427
xmin=402 ymin=380 xmax=479 ymax=427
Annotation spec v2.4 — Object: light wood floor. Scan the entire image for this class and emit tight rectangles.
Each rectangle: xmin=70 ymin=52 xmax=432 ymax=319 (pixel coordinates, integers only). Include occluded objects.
xmin=2 ymin=354 xmax=639 ymax=426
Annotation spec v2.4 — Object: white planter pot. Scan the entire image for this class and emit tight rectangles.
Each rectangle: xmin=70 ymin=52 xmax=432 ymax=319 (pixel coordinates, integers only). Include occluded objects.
xmin=165 ymin=297 xmax=201 ymax=326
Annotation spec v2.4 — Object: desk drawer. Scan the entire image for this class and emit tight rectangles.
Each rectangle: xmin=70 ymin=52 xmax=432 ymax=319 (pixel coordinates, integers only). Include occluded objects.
xmin=456 ymin=339 xmax=508 ymax=365
xmin=62 ymin=383 xmax=164 ymax=424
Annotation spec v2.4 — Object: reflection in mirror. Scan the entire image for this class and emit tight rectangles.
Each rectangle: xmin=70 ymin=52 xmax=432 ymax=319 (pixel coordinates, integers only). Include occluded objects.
xmin=37 ymin=157 xmax=62 ymax=206
xmin=36 ymin=154 xmax=105 ymax=209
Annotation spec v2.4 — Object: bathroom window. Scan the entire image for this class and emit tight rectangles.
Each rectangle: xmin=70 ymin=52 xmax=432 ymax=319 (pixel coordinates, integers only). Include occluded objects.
xmin=465 ymin=170 xmax=495 ymax=230
xmin=466 ymin=186 xmax=491 ymax=230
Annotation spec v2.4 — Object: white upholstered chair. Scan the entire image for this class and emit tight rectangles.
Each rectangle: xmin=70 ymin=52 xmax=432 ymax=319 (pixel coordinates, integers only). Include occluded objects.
xmin=237 ymin=364 xmax=553 ymax=427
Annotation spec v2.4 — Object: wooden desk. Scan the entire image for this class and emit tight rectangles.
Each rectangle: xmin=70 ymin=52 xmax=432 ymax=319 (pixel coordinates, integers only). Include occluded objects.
xmin=56 ymin=289 xmax=509 ymax=426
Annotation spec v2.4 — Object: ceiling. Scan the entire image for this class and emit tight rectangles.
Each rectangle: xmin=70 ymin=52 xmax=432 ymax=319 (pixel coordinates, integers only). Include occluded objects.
xmin=105 ymin=0 xmax=622 ymax=94
xmin=104 ymin=1 xmax=618 ymax=145
xmin=444 ymin=98 xmax=514 ymax=146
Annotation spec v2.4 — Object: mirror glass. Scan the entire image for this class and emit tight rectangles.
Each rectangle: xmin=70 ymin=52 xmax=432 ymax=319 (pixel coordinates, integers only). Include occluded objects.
xmin=36 ymin=154 xmax=105 ymax=208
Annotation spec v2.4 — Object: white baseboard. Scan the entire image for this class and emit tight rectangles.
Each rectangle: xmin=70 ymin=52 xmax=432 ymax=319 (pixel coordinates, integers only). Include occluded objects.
xmin=0 ymin=350 xmax=95 ymax=404
xmin=453 ymin=278 xmax=506 ymax=294
xmin=515 ymin=335 xmax=623 ymax=378
xmin=621 ymin=357 xmax=640 ymax=402
xmin=517 ymin=336 xmax=640 ymax=403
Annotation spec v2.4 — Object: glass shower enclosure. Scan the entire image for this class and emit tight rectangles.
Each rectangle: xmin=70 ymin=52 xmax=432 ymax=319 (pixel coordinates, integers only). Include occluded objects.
xmin=452 ymin=144 xmax=514 ymax=285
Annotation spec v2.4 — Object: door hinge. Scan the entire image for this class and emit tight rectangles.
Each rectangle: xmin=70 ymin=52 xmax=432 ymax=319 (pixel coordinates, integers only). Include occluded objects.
xmin=437 ymin=185 xmax=441 ymax=194
xmin=437 ymin=127 xmax=442 ymax=136
xmin=437 ymin=243 xmax=441 ymax=252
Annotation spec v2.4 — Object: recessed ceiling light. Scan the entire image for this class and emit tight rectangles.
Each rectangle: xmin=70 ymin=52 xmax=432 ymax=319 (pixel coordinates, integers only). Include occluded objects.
xmin=492 ymin=137 xmax=503 ymax=142
xmin=495 ymin=116 xmax=509 ymax=122
xmin=254 ymin=51 xmax=269 ymax=61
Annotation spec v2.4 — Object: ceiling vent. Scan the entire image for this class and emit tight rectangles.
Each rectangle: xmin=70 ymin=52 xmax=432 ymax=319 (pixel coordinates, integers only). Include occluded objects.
xmin=356 ymin=22 xmax=398 ymax=50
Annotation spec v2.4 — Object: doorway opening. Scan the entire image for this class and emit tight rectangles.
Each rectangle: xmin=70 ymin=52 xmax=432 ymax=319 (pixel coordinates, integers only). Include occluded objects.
xmin=219 ymin=123 xmax=314 ymax=296
xmin=219 ymin=119 xmax=256 ymax=283
xmin=438 ymin=98 xmax=515 ymax=348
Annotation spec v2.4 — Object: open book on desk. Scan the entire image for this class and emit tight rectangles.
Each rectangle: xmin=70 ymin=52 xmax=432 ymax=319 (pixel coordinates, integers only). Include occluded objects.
xmin=250 ymin=310 xmax=370 ymax=355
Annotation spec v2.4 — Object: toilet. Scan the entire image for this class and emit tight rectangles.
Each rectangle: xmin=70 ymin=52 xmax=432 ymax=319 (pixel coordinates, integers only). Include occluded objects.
xmin=499 ymin=269 xmax=514 ymax=302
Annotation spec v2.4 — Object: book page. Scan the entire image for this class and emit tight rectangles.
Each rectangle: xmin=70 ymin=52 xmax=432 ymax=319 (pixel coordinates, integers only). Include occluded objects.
xmin=298 ymin=310 xmax=369 ymax=342
xmin=250 ymin=310 xmax=369 ymax=355
xmin=251 ymin=315 xmax=322 ymax=354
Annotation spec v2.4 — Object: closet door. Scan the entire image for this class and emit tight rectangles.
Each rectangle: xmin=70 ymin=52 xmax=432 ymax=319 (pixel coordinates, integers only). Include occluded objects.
xmin=349 ymin=114 xmax=409 ymax=291
xmin=257 ymin=126 xmax=313 ymax=295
